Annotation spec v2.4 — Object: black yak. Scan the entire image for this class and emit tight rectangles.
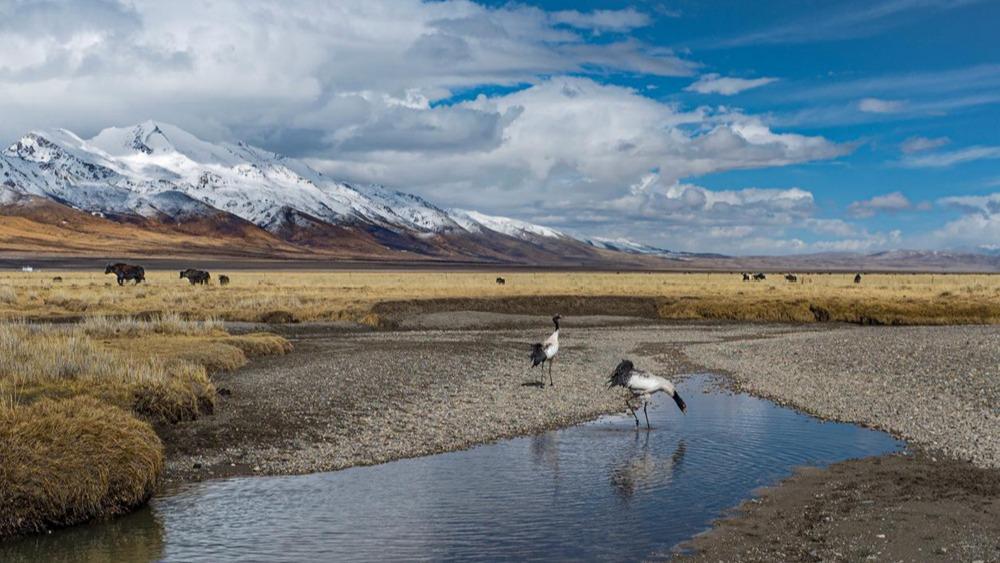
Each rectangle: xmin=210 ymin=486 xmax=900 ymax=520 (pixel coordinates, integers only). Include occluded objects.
xmin=180 ymin=268 xmax=211 ymax=285
xmin=105 ymin=263 xmax=145 ymax=286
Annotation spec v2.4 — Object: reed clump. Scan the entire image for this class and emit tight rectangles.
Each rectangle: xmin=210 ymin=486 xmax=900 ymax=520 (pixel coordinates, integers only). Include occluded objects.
xmin=0 ymin=396 xmax=163 ymax=537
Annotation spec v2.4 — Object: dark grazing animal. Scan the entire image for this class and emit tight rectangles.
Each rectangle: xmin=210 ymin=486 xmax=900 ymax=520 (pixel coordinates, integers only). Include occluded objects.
xmin=496 ymin=277 xmax=506 ymax=285
xmin=51 ymin=276 xmax=63 ymax=283
xmin=180 ymin=268 xmax=211 ymax=285
xmin=785 ymin=273 xmax=798 ymax=283
xmin=752 ymin=272 xmax=767 ymax=281
xmin=219 ymin=275 xmax=230 ymax=286
xmin=105 ymin=263 xmax=145 ymax=286
xmin=854 ymin=273 xmax=862 ymax=284
xmin=742 ymin=272 xmax=750 ymax=281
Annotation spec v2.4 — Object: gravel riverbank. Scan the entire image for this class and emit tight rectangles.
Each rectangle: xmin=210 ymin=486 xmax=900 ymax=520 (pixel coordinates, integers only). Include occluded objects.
xmin=688 ymin=325 xmax=1000 ymax=469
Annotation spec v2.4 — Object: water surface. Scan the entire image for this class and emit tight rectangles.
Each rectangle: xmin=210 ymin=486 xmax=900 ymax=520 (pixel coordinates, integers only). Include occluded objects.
xmin=3 ymin=375 xmax=901 ymax=562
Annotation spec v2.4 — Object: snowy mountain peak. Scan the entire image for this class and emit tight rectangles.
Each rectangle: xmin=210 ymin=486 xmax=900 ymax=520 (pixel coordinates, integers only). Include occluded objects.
xmin=449 ymin=209 xmax=565 ymax=240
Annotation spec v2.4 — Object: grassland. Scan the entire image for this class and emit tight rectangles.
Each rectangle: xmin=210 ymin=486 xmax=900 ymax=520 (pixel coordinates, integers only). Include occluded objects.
xmin=0 ymin=270 xmax=998 ymax=325
xmin=0 ymin=315 xmax=291 ymax=538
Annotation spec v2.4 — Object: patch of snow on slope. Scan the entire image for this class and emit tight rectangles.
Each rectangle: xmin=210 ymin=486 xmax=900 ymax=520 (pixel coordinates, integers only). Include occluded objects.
xmin=449 ymin=209 xmax=564 ymax=240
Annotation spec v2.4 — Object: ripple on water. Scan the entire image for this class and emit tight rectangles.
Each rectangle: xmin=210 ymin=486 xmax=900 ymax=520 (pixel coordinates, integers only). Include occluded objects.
xmin=0 ymin=375 xmax=902 ymax=562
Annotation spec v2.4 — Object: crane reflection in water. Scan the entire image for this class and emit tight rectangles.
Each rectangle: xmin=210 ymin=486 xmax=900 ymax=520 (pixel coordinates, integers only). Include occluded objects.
xmin=610 ymin=433 xmax=687 ymax=501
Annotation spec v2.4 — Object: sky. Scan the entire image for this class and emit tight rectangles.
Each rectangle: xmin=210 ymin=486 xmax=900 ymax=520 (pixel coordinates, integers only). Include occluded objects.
xmin=1 ymin=0 xmax=998 ymax=255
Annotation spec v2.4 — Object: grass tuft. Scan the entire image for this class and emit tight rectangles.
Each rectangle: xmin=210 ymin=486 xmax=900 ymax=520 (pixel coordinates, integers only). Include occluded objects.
xmin=0 ymin=397 xmax=163 ymax=538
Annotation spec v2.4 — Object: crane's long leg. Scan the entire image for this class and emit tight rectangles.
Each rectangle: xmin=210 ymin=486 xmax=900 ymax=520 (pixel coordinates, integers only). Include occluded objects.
xmin=643 ymin=402 xmax=650 ymax=430
xmin=626 ymin=399 xmax=639 ymax=428
xmin=548 ymin=357 xmax=554 ymax=387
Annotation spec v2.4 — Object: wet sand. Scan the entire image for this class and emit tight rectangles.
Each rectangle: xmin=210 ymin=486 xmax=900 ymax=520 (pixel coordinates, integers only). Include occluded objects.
xmin=158 ymin=314 xmax=1000 ymax=560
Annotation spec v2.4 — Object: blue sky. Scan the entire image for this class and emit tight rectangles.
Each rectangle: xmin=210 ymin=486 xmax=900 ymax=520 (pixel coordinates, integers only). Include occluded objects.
xmin=1 ymin=0 xmax=998 ymax=254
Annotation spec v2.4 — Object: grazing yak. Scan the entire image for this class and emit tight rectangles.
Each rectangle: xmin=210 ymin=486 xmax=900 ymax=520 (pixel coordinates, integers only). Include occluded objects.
xmin=105 ymin=263 xmax=145 ymax=286
xmin=785 ymin=273 xmax=798 ymax=283
xmin=180 ymin=268 xmax=211 ymax=285
xmin=496 ymin=277 xmax=506 ymax=285
xmin=854 ymin=273 xmax=862 ymax=284
xmin=742 ymin=272 xmax=751 ymax=281
xmin=752 ymin=272 xmax=767 ymax=281
xmin=219 ymin=275 xmax=230 ymax=286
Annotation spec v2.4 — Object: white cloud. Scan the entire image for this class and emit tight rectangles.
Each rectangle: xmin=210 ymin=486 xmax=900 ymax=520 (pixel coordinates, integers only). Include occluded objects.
xmin=804 ymin=218 xmax=858 ymax=237
xmin=810 ymin=229 xmax=902 ymax=252
xmin=0 ymin=0 xmax=695 ymax=142
xmin=900 ymin=136 xmax=950 ymax=153
xmin=550 ymin=9 xmax=651 ymax=32
xmin=858 ymin=97 xmax=905 ymax=113
xmin=938 ymin=193 xmax=1000 ymax=215
xmin=685 ymin=73 xmax=778 ymax=95
xmin=902 ymin=146 xmax=1000 ymax=168
xmin=311 ymin=77 xmax=848 ymax=216
xmin=847 ymin=192 xmax=912 ymax=217
xmin=705 ymin=0 xmax=989 ymax=48
xmin=924 ymin=213 xmax=1000 ymax=249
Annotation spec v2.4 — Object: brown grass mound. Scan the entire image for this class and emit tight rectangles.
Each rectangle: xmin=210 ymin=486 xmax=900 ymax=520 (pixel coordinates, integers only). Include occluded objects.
xmin=0 ymin=397 xmax=163 ymax=538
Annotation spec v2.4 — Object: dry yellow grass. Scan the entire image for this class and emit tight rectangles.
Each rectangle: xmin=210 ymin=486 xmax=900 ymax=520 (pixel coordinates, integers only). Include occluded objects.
xmin=1 ymin=270 xmax=997 ymax=325
xmin=0 ymin=316 xmax=291 ymax=538
xmin=0 ymin=321 xmax=216 ymax=423
xmin=0 ymin=396 xmax=163 ymax=537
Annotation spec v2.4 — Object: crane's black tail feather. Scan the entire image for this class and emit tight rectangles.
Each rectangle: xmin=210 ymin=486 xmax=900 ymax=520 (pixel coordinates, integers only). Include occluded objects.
xmin=673 ymin=392 xmax=687 ymax=413
xmin=607 ymin=359 xmax=634 ymax=388
xmin=530 ymin=343 xmax=546 ymax=367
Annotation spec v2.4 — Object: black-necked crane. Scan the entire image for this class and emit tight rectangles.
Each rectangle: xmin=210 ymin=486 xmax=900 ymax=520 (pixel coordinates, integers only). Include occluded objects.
xmin=529 ymin=314 xmax=561 ymax=387
xmin=607 ymin=359 xmax=686 ymax=429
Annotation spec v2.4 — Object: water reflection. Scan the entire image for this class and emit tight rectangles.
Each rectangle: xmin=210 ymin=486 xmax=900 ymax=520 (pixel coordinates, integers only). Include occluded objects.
xmin=5 ymin=375 xmax=902 ymax=562
xmin=0 ymin=505 xmax=164 ymax=563
xmin=610 ymin=434 xmax=686 ymax=501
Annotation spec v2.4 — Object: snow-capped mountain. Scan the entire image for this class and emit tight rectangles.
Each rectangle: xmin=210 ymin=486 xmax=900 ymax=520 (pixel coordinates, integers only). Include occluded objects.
xmin=449 ymin=209 xmax=566 ymax=241
xmin=0 ymin=121 xmax=625 ymax=264
xmin=585 ymin=237 xmax=676 ymax=256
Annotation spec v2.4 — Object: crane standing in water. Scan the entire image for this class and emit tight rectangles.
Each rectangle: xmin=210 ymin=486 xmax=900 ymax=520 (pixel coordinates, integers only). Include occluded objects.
xmin=529 ymin=314 xmax=561 ymax=387
xmin=607 ymin=359 xmax=687 ymax=429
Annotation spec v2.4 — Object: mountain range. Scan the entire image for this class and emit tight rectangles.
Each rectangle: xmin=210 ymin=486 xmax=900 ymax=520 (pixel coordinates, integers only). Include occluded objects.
xmin=1 ymin=121 xmax=997 ymax=271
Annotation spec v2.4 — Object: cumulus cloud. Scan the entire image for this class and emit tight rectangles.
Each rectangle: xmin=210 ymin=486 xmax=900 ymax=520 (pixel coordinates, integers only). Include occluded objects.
xmin=0 ymin=0 xmax=694 ymax=141
xmin=685 ymin=73 xmax=778 ymax=95
xmin=810 ymin=229 xmax=902 ymax=252
xmin=549 ymin=8 xmax=651 ymax=32
xmin=903 ymin=192 xmax=1000 ymax=250
xmin=858 ymin=97 xmax=905 ymax=113
xmin=938 ymin=193 xmax=1000 ymax=215
xmin=310 ymin=77 xmax=848 ymax=218
xmin=902 ymin=146 xmax=1000 ymax=168
xmin=847 ymin=192 xmax=912 ymax=218
xmin=900 ymin=136 xmax=950 ymax=153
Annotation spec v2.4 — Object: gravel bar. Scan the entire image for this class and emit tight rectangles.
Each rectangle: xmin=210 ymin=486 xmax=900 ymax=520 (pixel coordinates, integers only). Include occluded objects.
xmin=688 ymin=324 xmax=1000 ymax=469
